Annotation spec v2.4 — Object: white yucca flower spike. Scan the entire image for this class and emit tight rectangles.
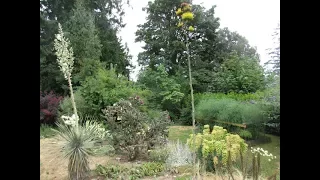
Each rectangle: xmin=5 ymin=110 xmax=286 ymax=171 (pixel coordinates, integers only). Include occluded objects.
xmin=61 ymin=114 xmax=79 ymax=126
xmin=54 ymin=23 xmax=75 ymax=80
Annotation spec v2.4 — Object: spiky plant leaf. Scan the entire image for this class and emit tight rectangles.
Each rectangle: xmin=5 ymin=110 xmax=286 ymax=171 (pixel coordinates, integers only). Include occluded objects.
xmin=53 ymin=120 xmax=105 ymax=180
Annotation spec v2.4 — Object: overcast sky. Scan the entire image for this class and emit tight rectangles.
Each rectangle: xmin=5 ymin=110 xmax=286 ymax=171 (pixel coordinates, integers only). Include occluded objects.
xmin=118 ymin=0 xmax=280 ymax=81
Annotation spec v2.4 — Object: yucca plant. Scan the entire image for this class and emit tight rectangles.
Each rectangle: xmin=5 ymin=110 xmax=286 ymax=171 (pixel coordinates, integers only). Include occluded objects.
xmin=53 ymin=23 xmax=106 ymax=180
xmin=54 ymin=120 xmax=106 ymax=179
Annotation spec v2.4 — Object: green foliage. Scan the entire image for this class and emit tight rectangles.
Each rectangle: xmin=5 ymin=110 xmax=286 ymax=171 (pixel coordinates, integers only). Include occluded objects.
xmin=194 ymin=92 xmax=262 ymax=103
xmin=139 ymin=162 xmax=165 ymax=176
xmin=40 ymin=124 xmax=56 ymax=138
xmin=187 ymin=125 xmax=248 ymax=168
xmin=135 ymin=0 xmax=262 ymax=94
xmin=260 ymin=73 xmax=280 ymax=122
xmin=238 ymin=130 xmax=253 ymax=140
xmin=95 ymin=162 xmax=164 ymax=179
xmin=216 ymin=28 xmax=260 ymax=60
xmin=62 ymin=1 xmax=103 ymax=86
xmin=148 ymin=146 xmax=169 ymax=163
xmin=97 ymin=24 xmax=133 ymax=78
xmin=265 ymin=23 xmax=280 ymax=75
xmin=138 ymin=64 xmax=184 ymax=121
xmin=213 ymin=52 xmax=265 ymax=94
xmin=80 ymin=68 xmax=150 ymax=115
xmin=95 ymin=164 xmax=126 ymax=179
xmin=58 ymin=90 xmax=93 ymax=118
xmin=135 ymin=0 xmax=184 ymax=73
xmin=101 ymin=98 xmax=171 ymax=160
xmin=40 ymin=0 xmax=131 ymax=94
xmin=63 ymin=1 xmax=102 ymax=61
xmin=196 ymin=98 xmax=265 ymax=125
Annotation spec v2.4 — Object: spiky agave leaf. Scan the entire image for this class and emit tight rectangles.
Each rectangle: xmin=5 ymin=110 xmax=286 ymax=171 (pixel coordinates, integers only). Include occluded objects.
xmin=54 ymin=121 xmax=104 ymax=180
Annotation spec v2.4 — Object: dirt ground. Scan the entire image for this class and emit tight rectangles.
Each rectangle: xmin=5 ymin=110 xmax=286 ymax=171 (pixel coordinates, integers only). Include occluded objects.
xmin=40 ymin=137 xmax=179 ymax=180
xmin=40 ymin=137 xmax=116 ymax=180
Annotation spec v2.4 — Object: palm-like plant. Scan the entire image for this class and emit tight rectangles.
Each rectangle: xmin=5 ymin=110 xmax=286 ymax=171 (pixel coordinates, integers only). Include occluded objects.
xmin=53 ymin=23 xmax=106 ymax=180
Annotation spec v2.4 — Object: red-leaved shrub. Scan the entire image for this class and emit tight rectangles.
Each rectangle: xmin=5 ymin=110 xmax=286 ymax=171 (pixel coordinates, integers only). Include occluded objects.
xmin=40 ymin=91 xmax=63 ymax=124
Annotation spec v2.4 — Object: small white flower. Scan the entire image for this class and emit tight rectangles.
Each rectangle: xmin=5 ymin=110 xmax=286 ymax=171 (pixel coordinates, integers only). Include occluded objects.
xmin=268 ymin=159 xmax=271 ymax=161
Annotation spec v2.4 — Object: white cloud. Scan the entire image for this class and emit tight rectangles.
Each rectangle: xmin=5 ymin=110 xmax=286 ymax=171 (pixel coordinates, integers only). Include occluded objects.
xmin=119 ymin=0 xmax=280 ymax=81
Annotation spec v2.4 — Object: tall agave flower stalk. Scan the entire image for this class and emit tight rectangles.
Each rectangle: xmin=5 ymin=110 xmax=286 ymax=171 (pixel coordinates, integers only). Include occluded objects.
xmin=53 ymin=23 xmax=105 ymax=180
xmin=176 ymin=2 xmax=197 ymax=178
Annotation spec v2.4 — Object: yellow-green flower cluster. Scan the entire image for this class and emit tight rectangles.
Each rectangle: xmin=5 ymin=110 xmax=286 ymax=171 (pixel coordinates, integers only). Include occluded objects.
xmin=181 ymin=11 xmax=194 ymax=21
xmin=187 ymin=125 xmax=248 ymax=166
xmin=182 ymin=4 xmax=191 ymax=12
xmin=176 ymin=2 xmax=195 ymax=31
xmin=186 ymin=133 xmax=203 ymax=151
xmin=176 ymin=8 xmax=183 ymax=16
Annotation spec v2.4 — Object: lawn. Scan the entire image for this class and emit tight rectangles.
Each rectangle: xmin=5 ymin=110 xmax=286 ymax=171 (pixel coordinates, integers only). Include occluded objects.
xmin=168 ymin=126 xmax=194 ymax=144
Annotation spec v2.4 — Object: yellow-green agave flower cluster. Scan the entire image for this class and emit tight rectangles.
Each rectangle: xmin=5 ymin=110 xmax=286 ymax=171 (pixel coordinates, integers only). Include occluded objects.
xmin=187 ymin=125 xmax=248 ymax=166
xmin=176 ymin=2 xmax=194 ymax=32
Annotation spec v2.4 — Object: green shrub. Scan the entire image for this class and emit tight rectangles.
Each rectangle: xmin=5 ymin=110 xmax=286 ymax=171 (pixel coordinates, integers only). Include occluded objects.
xmin=238 ymin=129 xmax=253 ymax=140
xmin=101 ymin=98 xmax=171 ymax=160
xmin=196 ymin=98 xmax=233 ymax=125
xmin=58 ymin=90 xmax=93 ymax=119
xmin=180 ymin=92 xmax=264 ymax=126
xmin=194 ymin=92 xmax=263 ymax=103
xmin=40 ymin=124 xmax=56 ymax=138
xmin=148 ymin=146 xmax=169 ymax=163
xmin=79 ymin=68 xmax=151 ymax=115
xmin=137 ymin=64 xmax=185 ymax=122
xmin=139 ymin=162 xmax=165 ymax=176
xmin=196 ymin=98 xmax=265 ymax=125
xmin=95 ymin=164 xmax=128 ymax=179
xmin=95 ymin=162 xmax=164 ymax=179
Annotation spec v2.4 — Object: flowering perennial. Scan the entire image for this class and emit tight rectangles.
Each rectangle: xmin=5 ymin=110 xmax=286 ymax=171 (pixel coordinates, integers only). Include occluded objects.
xmin=251 ymin=147 xmax=277 ymax=161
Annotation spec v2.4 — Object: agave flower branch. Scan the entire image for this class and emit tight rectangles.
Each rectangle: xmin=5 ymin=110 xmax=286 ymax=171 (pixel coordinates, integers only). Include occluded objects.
xmin=176 ymin=2 xmax=197 ymax=178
